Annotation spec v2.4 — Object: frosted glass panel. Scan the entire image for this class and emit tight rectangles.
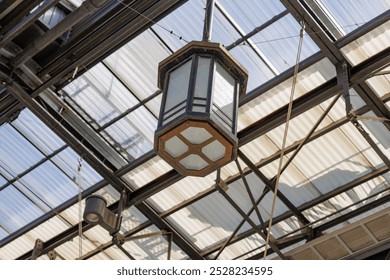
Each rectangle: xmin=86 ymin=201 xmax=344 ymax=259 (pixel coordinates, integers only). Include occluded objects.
xmin=213 ymin=62 xmax=235 ymax=130
xmin=164 ymin=60 xmax=192 ymax=114
xmin=193 ymin=57 xmax=211 ymax=113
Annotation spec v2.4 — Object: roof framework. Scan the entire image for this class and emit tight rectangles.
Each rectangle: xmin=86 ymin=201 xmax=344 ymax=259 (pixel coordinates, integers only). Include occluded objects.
xmin=0 ymin=0 xmax=389 ymax=260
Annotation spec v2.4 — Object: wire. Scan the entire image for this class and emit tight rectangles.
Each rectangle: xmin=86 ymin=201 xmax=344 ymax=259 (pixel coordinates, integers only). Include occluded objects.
xmin=115 ymin=0 xmax=188 ymax=43
xmin=263 ymin=21 xmax=306 ymax=259
xmin=77 ymin=157 xmax=83 ymax=259
xmin=237 ymin=22 xmax=367 ymax=46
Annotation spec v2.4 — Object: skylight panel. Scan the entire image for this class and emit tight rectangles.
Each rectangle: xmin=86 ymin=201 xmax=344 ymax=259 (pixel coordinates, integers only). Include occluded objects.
xmin=249 ymin=14 xmax=320 ymax=73
xmin=19 ymin=161 xmax=80 ymax=208
xmin=217 ymin=0 xmax=286 ymax=34
xmin=0 ymin=124 xmax=45 ymax=180
xmin=103 ymin=30 xmax=170 ymax=101
xmin=62 ymin=62 xmax=139 ymax=126
xmin=51 ymin=147 xmax=102 ymax=187
xmin=103 ymin=106 xmax=156 ymax=159
xmin=319 ymin=0 xmax=390 ymax=34
xmin=0 ymin=185 xmax=45 ymax=235
xmin=11 ymin=109 xmax=65 ymax=155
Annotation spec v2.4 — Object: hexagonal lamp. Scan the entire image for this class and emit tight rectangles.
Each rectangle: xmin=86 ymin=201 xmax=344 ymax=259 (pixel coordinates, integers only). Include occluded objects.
xmin=154 ymin=41 xmax=248 ymax=177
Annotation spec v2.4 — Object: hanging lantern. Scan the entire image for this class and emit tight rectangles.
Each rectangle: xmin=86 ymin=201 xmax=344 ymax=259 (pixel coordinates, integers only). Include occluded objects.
xmin=154 ymin=41 xmax=248 ymax=177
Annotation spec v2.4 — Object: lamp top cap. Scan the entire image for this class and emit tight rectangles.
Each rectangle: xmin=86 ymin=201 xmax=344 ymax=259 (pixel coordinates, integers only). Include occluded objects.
xmin=85 ymin=194 xmax=107 ymax=205
xmin=158 ymin=40 xmax=248 ymax=97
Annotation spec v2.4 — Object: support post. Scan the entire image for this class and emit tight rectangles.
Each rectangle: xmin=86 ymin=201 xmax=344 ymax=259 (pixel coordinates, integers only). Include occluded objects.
xmin=202 ymin=0 xmax=215 ymax=41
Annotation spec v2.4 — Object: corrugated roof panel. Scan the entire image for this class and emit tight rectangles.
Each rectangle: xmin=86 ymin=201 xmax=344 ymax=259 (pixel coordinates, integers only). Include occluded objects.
xmin=0 ymin=227 xmax=7 ymax=240
xmin=104 ymin=106 xmax=156 ymax=159
xmin=273 ymin=216 xmax=302 ymax=238
xmin=122 ymin=156 xmax=172 ymax=189
xmin=217 ymin=0 xmax=286 ymax=34
xmin=119 ymin=206 xmax=149 ymax=233
xmin=82 ymin=225 xmax=112 ymax=247
xmin=11 ymin=109 xmax=65 ymax=155
xmin=240 ymin=135 xmax=280 ymax=164
xmin=226 ymin=172 xmax=266 ymax=213
xmin=117 ymin=225 xmax=188 ymax=260
xmin=320 ymin=0 xmax=390 ymax=34
xmin=89 ymin=246 xmax=129 ymax=260
xmin=104 ymin=30 xmax=171 ymax=101
xmin=212 ymin=7 xmax=246 ymax=47
xmin=0 ymin=124 xmax=45 ymax=180
xmin=63 ymin=62 xmax=139 ymax=126
xmin=147 ymin=172 xmax=217 ymax=212
xmin=145 ymin=93 xmax=162 ymax=118
xmin=29 ymin=216 xmax=70 ymax=242
xmin=0 ymin=185 xmax=45 ymax=235
xmin=237 ymin=58 xmax=336 ymax=130
xmin=58 ymin=201 xmax=86 ymax=226
xmin=366 ymin=72 xmax=390 ymax=98
xmin=361 ymin=112 xmax=390 ymax=159
xmin=287 ymin=124 xmax=380 ymax=195
xmin=211 ymin=233 xmax=264 ymax=260
xmin=276 ymin=160 xmax=322 ymax=207
xmin=55 ymin=235 xmax=100 ymax=260
xmin=336 ymin=119 xmax=386 ymax=168
xmin=249 ymin=14 xmax=320 ymax=73
xmin=265 ymin=105 xmax=334 ymax=150
xmin=0 ymin=234 xmax=34 ymax=259
xmin=230 ymin=45 xmax=276 ymax=91
xmin=341 ymin=20 xmax=390 ymax=66
xmin=153 ymin=0 xmax=278 ymax=91
xmin=304 ymin=176 xmax=390 ymax=228
xmin=166 ymin=191 xmax=249 ymax=250
xmin=0 ymin=175 xmax=6 ymax=187
xmin=153 ymin=0 xmax=206 ymax=51
xmin=19 ymin=161 xmax=79 ymax=208
xmin=0 ymin=215 xmax=69 ymax=259
xmin=51 ymin=147 xmax=102 ymax=187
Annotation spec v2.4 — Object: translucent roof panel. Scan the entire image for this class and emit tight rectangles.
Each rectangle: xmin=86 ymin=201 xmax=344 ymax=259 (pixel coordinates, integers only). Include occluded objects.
xmin=62 ymin=62 xmax=140 ymax=126
xmin=341 ymin=20 xmax=390 ymax=66
xmin=122 ymin=156 xmax=173 ymax=189
xmin=50 ymin=147 xmax=102 ymax=187
xmin=119 ymin=225 xmax=188 ymax=260
xmin=238 ymin=58 xmax=336 ymax=131
xmin=103 ymin=29 xmax=171 ymax=102
xmin=319 ymin=0 xmax=390 ymax=34
xmin=0 ymin=123 xmax=45 ymax=180
xmin=103 ymin=106 xmax=156 ymax=159
xmin=11 ymin=109 xmax=65 ymax=155
xmin=217 ymin=0 xmax=286 ymax=34
xmin=366 ymin=70 xmax=390 ymax=98
xmin=19 ymin=161 xmax=81 ymax=208
xmin=0 ymin=185 xmax=45 ymax=235
xmin=248 ymin=14 xmax=320 ymax=73
xmin=152 ymin=0 xmax=206 ymax=50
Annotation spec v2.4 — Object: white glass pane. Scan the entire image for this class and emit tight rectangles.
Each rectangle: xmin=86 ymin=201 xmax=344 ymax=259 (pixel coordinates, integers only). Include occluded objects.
xmin=193 ymin=57 xmax=211 ymax=113
xmin=180 ymin=127 xmax=212 ymax=145
xmin=165 ymin=136 xmax=189 ymax=158
xmin=164 ymin=60 xmax=192 ymax=113
xmin=202 ymin=140 xmax=226 ymax=162
xmin=179 ymin=154 xmax=208 ymax=170
xmin=213 ymin=62 xmax=235 ymax=130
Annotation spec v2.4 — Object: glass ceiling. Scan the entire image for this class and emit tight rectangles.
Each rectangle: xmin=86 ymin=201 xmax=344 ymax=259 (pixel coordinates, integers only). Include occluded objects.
xmin=0 ymin=0 xmax=389 ymax=260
